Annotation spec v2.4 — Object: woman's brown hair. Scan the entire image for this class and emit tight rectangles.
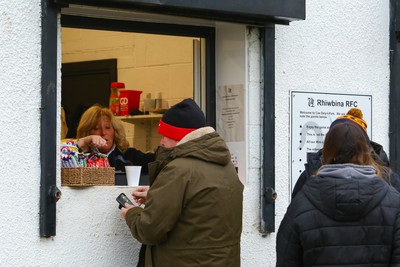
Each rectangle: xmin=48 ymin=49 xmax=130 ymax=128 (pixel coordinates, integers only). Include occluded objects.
xmin=76 ymin=105 xmax=130 ymax=152
xmin=322 ymin=121 xmax=387 ymax=179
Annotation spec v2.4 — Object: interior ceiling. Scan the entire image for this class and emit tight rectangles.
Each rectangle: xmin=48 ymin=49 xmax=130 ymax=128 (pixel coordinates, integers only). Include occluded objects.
xmin=61 ymin=5 xmax=216 ymax=27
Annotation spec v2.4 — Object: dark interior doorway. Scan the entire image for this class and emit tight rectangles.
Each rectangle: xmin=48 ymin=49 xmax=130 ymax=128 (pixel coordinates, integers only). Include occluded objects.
xmin=61 ymin=58 xmax=117 ymax=138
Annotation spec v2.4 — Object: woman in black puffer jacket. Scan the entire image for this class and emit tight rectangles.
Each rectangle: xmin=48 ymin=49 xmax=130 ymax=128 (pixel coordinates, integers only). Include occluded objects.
xmin=276 ymin=122 xmax=400 ymax=267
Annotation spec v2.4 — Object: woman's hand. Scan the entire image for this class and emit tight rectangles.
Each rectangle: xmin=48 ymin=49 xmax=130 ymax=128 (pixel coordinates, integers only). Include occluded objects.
xmin=88 ymin=135 xmax=107 ymax=148
xmin=132 ymin=186 xmax=149 ymax=206
xmin=77 ymin=135 xmax=108 ymax=152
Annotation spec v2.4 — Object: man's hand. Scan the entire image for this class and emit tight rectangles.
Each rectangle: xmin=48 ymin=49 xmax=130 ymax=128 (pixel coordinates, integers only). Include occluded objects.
xmin=120 ymin=203 xmax=135 ymax=220
xmin=132 ymin=186 xmax=149 ymax=206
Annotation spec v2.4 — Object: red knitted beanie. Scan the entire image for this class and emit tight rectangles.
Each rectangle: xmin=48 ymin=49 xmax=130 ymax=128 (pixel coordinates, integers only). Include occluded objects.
xmin=158 ymin=99 xmax=206 ymax=141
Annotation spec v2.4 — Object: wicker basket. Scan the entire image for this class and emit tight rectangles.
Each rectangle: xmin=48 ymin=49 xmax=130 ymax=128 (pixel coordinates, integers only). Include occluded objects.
xmin=61 ymin=167 xmax=115 ymax=186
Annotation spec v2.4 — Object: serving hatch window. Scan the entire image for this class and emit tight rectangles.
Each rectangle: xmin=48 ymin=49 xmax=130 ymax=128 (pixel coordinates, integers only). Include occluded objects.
xmin=59 ymin=12 xmax=215 ymax=186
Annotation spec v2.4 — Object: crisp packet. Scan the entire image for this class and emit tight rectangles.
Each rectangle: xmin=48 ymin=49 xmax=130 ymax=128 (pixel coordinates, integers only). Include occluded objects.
xmin=60 ymin=139 xmax=110 ymax=168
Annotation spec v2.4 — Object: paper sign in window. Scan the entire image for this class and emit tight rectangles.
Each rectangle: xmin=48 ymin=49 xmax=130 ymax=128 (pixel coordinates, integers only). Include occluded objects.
xmin=217 ymin=84 xmax=245 ymax=142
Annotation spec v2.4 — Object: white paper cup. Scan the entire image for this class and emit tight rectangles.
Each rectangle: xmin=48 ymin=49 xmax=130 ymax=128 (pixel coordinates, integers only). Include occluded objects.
xmin=125 ymin=166 xmax=142 ymax=186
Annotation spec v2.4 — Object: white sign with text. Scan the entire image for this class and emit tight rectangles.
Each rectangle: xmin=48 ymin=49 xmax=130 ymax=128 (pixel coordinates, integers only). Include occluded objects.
xmin=290 ymin=91 xmax=372 ymax=195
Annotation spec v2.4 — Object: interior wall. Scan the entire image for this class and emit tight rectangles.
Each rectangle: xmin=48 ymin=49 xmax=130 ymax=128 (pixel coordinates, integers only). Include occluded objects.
xmin=61 ymin=28 xmax=196 ymax=151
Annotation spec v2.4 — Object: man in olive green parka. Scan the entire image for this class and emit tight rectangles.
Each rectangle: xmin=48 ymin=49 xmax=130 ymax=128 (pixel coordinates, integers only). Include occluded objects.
xmin=120 ymin=99 xmax=244 ymax=267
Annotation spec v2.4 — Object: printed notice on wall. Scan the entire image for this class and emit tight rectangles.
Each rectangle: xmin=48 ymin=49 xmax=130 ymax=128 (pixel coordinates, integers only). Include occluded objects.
xmin=217 ymin=84 xmax=244 ymax=142
xmin=290 ymin=91 xmax=372 ymax=196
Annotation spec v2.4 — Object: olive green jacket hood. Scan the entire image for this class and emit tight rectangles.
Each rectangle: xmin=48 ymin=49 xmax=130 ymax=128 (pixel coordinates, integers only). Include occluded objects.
xmin=148 ymin=127 xmax=232 ymax=185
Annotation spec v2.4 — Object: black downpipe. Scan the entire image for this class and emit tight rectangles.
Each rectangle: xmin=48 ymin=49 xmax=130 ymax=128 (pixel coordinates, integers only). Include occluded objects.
xmin=261 ymin=24 xmax=276 ymax=234
xmin=390 ymin=0 xmax=400 ymax=173
xmin=205 ymin=32 xmax=216 ymax=128
xmin=40 ymin=0 xmax=61 ymax=237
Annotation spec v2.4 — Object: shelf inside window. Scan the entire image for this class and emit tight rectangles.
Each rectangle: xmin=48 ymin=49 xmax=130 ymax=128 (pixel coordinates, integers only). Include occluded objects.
xmin=115 ymin=114 xmax=162 ymax=124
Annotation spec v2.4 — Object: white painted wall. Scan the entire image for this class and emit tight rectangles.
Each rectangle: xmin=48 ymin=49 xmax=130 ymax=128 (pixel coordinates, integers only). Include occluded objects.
xmin=241 ymin=0 xmax=390 ymax=266
xmin=0 ymin=0 xmax=43 ymax=265
xmin=0 ymin=0 xmax=390 ymax=266
xmin=272 ymin=0 xmax=390 ymax=266
xmin=215 ymin=22 xmax=248 ymax=183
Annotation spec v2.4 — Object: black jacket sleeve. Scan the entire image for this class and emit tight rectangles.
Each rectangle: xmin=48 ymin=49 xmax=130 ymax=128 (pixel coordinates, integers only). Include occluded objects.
xmin=108 ymin=147 xmax=155 ymax=173
xmin=291 ymin=170 xmax=308 ymax=199
xmin=292 ymin=150 xmax=323 ymax=199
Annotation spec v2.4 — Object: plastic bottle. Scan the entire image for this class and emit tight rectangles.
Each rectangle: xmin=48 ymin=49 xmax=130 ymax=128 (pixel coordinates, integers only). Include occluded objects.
xmin=155 ymin=91 xmax=162 ymax=109
xmin=109 ymin=82 xmax=125 ymax=115
xmin=144 ymin=93 xmax=154 ymax=115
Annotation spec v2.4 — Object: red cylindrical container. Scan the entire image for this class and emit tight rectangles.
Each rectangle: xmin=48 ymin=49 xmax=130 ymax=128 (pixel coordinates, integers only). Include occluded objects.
xmin=119 ymin=89 xmax=143 ymax=116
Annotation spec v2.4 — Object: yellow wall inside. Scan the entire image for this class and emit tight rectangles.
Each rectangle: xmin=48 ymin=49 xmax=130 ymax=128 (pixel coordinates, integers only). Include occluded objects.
xmin=62 ymin=28 xmax=197 ymax=151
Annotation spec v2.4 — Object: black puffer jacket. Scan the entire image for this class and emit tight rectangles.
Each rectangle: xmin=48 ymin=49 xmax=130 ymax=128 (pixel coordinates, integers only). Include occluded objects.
xmin=277 ymin=164 xmax=400 ymax=267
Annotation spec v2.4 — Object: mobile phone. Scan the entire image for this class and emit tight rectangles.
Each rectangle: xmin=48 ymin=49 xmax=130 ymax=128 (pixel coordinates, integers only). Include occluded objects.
xmin=116 ymin=193 xmax=135 ymax=209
